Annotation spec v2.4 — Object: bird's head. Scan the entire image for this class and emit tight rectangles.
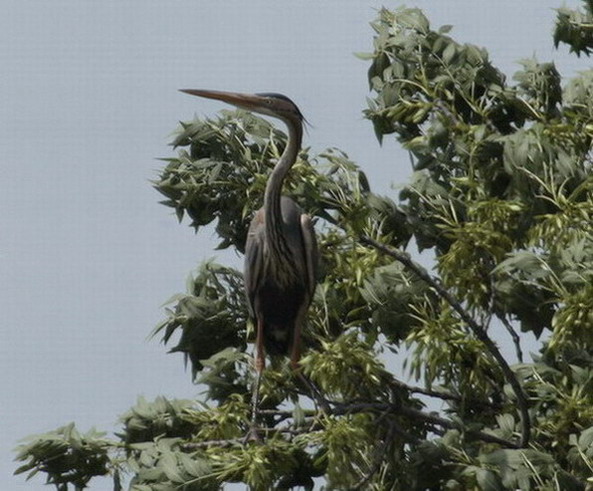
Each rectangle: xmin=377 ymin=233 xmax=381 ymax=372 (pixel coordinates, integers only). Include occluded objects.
xmin=179 ymin=89 xmax=304 ymax=125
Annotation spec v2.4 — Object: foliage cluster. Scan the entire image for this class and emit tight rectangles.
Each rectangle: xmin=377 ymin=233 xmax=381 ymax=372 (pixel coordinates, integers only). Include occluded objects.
xmin=15 ymin=2 xmax=593 ymax=489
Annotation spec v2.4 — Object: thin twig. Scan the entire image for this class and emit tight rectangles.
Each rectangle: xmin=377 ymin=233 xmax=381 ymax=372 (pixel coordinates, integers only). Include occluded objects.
xmin=498 ymin=315 xmax=524 ymax=363
xmin=182 ymin=423 xmax=321 ymax=451
xmin=358 ymin=234 xmax=530 ymax=447
xmin=389 ymin=419 xmax=422 ymax=444
xmin=331 ymin=401 xmax=517 ymax=448
xmin=397 ymin=405 xmax=518 ymax=448
xmin=334 ymin=401 xmax=516 ymax=447
xmin=353 ymin=421 xmax=397 ymax=490
xmin=257 ymin=425 xmax=318 ymax=437
xmin=182 ymin=438 xmax=244 ymax=449
xmin=259 ymin=408 xmax=305 ymax=417
xmin=389 ymin=378 xmax=461 ymax=402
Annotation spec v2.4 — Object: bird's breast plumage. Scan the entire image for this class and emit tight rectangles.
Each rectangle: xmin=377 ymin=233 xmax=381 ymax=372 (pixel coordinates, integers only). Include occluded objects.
xmin=243 ymin=198 xmax=317 ymax=356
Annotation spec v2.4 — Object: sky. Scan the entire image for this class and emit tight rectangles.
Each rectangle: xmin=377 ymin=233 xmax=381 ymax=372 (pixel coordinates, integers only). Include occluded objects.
xmin=2 ymin=1 xmax=584 ymax=489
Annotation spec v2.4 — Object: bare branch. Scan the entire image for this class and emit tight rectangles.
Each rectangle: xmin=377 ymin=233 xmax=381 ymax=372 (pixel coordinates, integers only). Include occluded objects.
xmin=358 ymin=234 xmax=530 ymax=447
xmin=389 ymin=378 xmax=461 ymax=402
xmin=333 ymin=401 xmax=518 ymax=448
xmin=498 ymin=315 xmax=524 ymax=363
xmin=182 ymin=438 xmax=244 ymax=449
xmin=353 ymin=421 xmax=398 ymax=490
xmin=397 ymin=405 xmax=517 ymax=448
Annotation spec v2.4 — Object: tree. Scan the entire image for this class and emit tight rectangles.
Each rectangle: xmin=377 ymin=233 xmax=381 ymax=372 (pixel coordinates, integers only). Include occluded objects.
xmin=15 ymin=3 xmax=593 ymax=489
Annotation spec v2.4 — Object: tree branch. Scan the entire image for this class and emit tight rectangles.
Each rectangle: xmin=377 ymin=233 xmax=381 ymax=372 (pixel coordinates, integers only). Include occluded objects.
xmin=358 ymin=234 xmax=530 ymax=447
xmin=498 ymin=314 xmax=524 ymax=363
xmin=182 ymin=438 xmax=244 ymax=449
xmin=397 ymin=405 xmax=518 ymax=448
xmin=389 ymin=377 xmax=461 ymax=402
xmin=353 ymin=420 xmax=398 ymax=489
xmin=181 ymin=398 xmax=518 ymax=452
xmin=331 ymin=401 xmax=517 ymax=448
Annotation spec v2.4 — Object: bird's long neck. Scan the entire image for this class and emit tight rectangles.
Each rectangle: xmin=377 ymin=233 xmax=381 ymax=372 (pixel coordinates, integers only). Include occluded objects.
xmin=264 ymin=118 xmax=302 ymax=255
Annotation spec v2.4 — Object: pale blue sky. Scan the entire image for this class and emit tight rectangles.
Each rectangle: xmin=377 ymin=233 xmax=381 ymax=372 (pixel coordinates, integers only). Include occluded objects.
xmin=2 ymin=1 xmax=582 ymax=488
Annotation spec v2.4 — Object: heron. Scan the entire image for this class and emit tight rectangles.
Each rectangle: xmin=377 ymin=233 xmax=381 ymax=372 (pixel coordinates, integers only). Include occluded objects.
xmin=180 ymin=89 xmax=319 ymax=429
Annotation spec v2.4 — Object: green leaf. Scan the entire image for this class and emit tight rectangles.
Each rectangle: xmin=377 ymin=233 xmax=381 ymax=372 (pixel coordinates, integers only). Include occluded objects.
xmin=475 ymin=468 xmax=504 ymax=491
xmin=578 ymin=426 xmax=593 ymax=451
xmin=442 ymin=43 xmax=457 ymax=64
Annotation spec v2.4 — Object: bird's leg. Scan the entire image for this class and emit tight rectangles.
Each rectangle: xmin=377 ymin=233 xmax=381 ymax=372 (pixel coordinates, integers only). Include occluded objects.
xmin=255 ymin=317 xmax=266 ymax=374
xmin=246 ymin=319 xmax=265 ymax=442
xmin=289 ymin=320 xmax=302 ymax=372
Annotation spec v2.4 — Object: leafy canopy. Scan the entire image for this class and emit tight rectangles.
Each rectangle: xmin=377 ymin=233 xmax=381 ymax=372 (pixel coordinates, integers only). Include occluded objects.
xmin=15 ymin=2 xmax=593 ymax=489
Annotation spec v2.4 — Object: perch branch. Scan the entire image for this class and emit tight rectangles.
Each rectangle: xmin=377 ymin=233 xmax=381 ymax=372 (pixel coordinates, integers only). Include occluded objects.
xmin=389 ymin=378 xmax=461 ymax=402
xmin=181 ymin=398 xmax=518 ymax=451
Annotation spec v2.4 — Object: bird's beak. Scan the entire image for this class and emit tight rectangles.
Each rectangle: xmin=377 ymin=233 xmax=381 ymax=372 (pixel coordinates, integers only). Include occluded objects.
xmin=179 ymin=89 xmax=264 ymax=110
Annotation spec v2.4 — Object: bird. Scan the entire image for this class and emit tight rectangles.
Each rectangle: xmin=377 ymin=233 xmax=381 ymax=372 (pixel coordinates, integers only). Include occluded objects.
xmin=180 ymin=89 xmax=319 ymax=426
